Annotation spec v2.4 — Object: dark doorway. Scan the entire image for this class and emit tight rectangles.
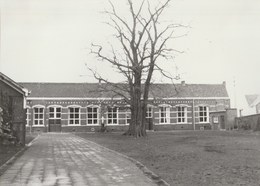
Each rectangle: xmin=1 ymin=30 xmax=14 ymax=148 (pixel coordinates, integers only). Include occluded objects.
xmin=220 ymin=115 xmax=225 ymax=129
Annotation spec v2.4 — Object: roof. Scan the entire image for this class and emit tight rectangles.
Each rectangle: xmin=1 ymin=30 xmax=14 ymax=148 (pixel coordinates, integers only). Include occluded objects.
xmin=19 ymin=82 xmax=229 ymax=99
xmin=0 ymin=72 xmax=29 ymax=96
xmin=245 ymin=94 xmax=260 ymax=107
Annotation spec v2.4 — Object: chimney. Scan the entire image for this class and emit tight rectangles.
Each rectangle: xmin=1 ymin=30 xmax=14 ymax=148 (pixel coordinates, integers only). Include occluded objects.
xmin=223 ymin=81 xmax=226 ymax=86
xmin=181 ymin=81 xmax=185 ymax=86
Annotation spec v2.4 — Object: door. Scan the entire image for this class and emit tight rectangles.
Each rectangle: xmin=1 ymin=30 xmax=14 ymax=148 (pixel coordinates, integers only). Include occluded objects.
xmin=48 ymin=107 xmax=61 ymax=132
xmin=220 ymin=115 xmax=225 ymax=130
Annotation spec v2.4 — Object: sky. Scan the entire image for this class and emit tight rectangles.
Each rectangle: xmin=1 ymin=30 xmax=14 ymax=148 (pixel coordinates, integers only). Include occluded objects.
xmin=1 ymin=0 xmax=260 ymax=114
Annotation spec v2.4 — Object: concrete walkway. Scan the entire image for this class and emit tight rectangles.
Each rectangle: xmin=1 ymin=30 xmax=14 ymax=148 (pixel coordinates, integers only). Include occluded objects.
xmin=0 ymin=133 xmax=156 ymax=186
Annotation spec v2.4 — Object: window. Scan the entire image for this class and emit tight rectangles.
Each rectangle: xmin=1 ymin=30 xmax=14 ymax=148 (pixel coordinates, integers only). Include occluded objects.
xmin=87 ymin=106 xmax=99 ymax=125
xmin=146 ymin=107 xmax=153 ymax=118
xmin=176 ymin=106 xmax=187 ymax=123
xmin=49 ymin=107 xmax=61 ymax=119
xmin=125 ymin=108 xmax=131 ymax=124
xmin=107 ymin=107 xmax=118 ymax=124
xmin=34 ymin=107 xmax=44 ymax=125
xmin=69 ymin=107 xmax=80 ymax=125
xmin=159 ymin=106 xmax=170 ymax=124
xmin=199 ymin=106 xmax=209 ymax=123
xmin=26 ymin=108 xmax=30 ymax=126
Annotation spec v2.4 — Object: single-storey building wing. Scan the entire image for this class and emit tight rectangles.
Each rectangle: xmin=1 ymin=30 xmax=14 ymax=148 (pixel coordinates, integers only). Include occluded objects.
xmin=20 ymin=81 xmax=235 ymax=133
xmin=0 ymin=72 xmax=29 ymax=145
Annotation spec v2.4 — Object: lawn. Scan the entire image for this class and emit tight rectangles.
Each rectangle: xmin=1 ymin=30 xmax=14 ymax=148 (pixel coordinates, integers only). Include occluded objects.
xmin=0 ymin=133 xmax=37 ymax=169
xmin=76 ymin=131 xmax=260 ymax=186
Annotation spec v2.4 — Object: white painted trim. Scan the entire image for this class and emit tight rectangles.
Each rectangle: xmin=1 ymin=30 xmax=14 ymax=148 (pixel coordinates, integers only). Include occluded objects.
xmin=32 ymin=105 xmax=45 ymax=108
xmin=47 ymin=105 xmax=62 ymax=108
xmin=27 ymin=97 xmax=123 ymax=100
xmin=66 ymin=105 xmax=82 ymax=108
xmin=26 ymin=96 xmax=230 ymax=101
xmin=158 ymin=104 xmax=172 ymax=107
xmin=86 ymin=104 xmax=100 ymax=108
xmin=31 ymin=125 xmax=45 ymax=127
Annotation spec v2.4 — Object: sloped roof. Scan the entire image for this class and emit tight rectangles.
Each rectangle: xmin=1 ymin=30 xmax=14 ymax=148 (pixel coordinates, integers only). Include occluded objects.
xmin=245 ymin=94 xmax=260 ymax=107
xmin=19 ymin=82 xmax=229 ymax=99
xmin=0 ymin=72 xmax=29 ymax=96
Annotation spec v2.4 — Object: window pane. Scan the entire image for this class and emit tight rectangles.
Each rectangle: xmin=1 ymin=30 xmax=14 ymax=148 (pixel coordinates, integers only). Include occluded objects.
xmin=49 ymin=107 xmax=54 ymax=112
xmin=56 ymin=108 xmax=61 ymax=112
xmin=56 ymin=113 xmax=61 ymax=118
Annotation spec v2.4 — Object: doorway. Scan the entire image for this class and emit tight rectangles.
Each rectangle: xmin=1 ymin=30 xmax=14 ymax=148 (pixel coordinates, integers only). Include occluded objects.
xmin=48 ymin=107 xmax=61 ymax=132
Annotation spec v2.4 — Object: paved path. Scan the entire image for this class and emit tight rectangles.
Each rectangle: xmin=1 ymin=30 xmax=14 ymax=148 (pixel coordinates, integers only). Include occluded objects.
xmin=0 ymin=133 xmax=156 ymax=186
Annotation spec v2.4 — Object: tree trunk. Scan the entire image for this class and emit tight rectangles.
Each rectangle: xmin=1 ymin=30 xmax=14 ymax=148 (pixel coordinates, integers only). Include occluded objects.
xmin=124 ymin=72 xmax=147 ymax=137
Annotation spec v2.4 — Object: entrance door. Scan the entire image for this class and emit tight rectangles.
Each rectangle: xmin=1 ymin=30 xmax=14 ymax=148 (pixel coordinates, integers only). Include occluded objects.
xmin=220 ymin=115 xmax=225 ymax=130
xmin=48 ymin=107 xmax=61 ymax=132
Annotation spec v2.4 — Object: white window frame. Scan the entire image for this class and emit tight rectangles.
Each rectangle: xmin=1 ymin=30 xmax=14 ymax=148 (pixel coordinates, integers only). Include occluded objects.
xmin=159 ymin=105 xmax=171 ymax=124
xmin=146 ymin=107 xmax=153 ymax=118
xmin=26 ymin=107 xmax=30 ymax=126
xmin=48 ymin=105 xmax=62 ymax=120
xmin=33 ymin=105 xmax=45 ymax=126
xmin=176 ymin=105 xmax=188 ymax=124
xmin=107 ymin=107 xmax=118 ymax=125
xmin=125 ymin=108 xmax=131 ymax=125
xmin=68 ymin=106 xmax=81 ymax=125
xmin=86 ymin=105 xmax=99 ymax=125
xmin=198 ymin=106 xmax=209 ymax=123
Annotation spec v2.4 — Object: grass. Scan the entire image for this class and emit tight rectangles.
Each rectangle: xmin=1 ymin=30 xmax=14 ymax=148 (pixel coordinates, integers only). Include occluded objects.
xmin=0 ymin=133 xmax=38 ymax=169
xmin=76 ymin=131 xmax=260 ymax=186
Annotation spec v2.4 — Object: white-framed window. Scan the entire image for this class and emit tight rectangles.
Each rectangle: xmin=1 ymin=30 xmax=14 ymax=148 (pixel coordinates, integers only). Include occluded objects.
xmin=33 ymin=106 xmax=44 ymax=126
xmin=49 ymin=106 xmax=61 ymax=119
xmin=87 ymin=106 xmax=99 ymax=125
xmin=198 ymin=106 xmax=209 ymax=123
xmin=68 ymin=106 xmax=80 ymax=125
xmin=176 ymin=106 xmax=187 ymax=124
xmin=107 ymin=107 xmax=118 ymax=125
xmin=159 ymin=106 xmax=171 ymax=124
xmin=125 ymin=108 xmax=131 ymax=124
xmin=26 ymin=108 xmax=30 ymax=126
xmin=146 ymin=107 xmax=153 ymax=118
xmin=213 ymin=116 xmax=219 ymax=123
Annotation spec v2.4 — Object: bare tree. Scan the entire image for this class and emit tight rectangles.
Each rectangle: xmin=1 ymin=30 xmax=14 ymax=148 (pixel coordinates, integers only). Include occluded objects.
xmin=90 ymin=0 xmax=182 ymax=137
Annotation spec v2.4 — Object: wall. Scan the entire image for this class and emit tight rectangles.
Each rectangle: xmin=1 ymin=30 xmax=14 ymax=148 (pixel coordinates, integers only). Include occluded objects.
xmin=0 ymin=81 xmax=26 ymax=145
xmin=236 ymin=114 xmax=260 ymax=131
xmin=26 ymin=97 xmax=230 ymax=132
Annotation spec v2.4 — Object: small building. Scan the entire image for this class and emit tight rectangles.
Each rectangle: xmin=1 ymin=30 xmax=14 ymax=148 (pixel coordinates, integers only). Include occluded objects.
xmin=0 ymin=72 xmax=29 ymax=145
xmin=245 ymin=94 xmax=260 ymax=115
xmin=20 ymin=81 xmax=233 ymax=133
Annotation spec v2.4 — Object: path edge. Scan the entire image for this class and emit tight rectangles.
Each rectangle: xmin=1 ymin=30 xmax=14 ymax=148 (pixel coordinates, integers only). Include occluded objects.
xmin=0 ymin=134 xmax=39 ymax=176
xmin=75 ymin=134 xmax=170 ymax=186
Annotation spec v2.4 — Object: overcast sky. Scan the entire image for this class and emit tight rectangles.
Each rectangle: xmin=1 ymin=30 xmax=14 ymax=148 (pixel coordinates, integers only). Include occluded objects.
xmin=1 ymin=0 xmax=260 ymax=113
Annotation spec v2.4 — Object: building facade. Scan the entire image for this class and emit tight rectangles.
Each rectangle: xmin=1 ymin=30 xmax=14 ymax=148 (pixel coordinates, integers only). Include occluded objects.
xmin=0 ymin=72 xmax=29 ymax=145
xmin=20 ymin=81 xmax=232 ymax=133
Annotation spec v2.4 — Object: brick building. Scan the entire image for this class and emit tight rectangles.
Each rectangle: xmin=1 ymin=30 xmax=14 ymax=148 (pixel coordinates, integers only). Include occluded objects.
xmin=0 ymin=72 xmax=29 ymax=145
xmin=20 ymin=81 xmax=233 ymax=133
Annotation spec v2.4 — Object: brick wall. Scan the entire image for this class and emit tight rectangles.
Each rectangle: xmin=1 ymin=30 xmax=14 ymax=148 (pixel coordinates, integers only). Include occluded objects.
xmin=0 ymin=81 xmax=26 ymax=145
xmin=236 ymin=114 xmax=260 ymax=131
